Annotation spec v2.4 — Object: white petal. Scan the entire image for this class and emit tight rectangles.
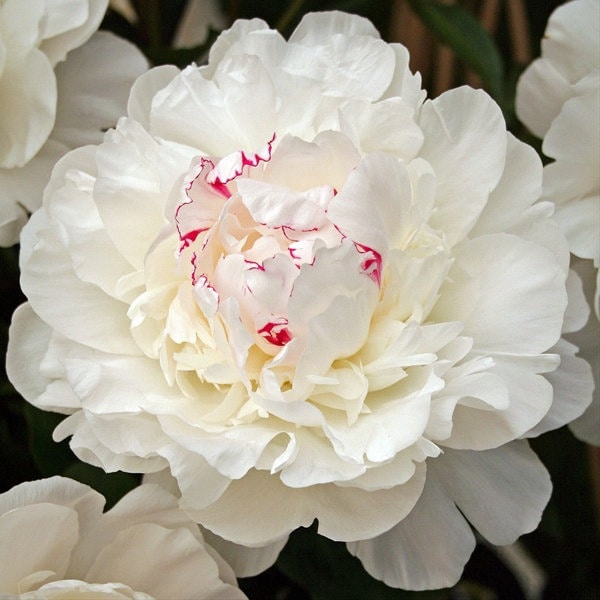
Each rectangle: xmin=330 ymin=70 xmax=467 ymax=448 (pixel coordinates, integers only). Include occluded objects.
xmin=443 ymin=354 xmax=555 ymax=450
xmin=288 ymin=241 xmax=379 ymax=379
xmin=289 ymin=11 xmax=380 ymax=43
xmin=433 ymin=441 xmax=551 ymax=545
xmin=347 ymin=474 xmax=475 ymax=590
xmin=569 ymin=395 xmax=600 ymax=445
xmin=0 ymin=138 xmax=66 ymax=245
xmin=85 ymin=523 xmax=245 ymax=600
xmin=94 ymin=119 xmax=187 ymax=269
xmin=541 ymin=0 xmax=600 ymax=84
xmin=7 ymin=303 xmax=57 ymax=406
xmin=288 ymin=12 xmax=395 ymax=101
xmin=432 ymin=234 xmax=567 ymax=355
xmin=328 ymin=152 xmax=412 ymax=259
xmin=52 ymin=31 xmax=148 ymax=149
xmin=470 ymin=134 xmax=543 ymax=237
xmin=201 ymin=529 xmax=288 ymax=578
xmin=127 ymin=65 xmax=179 ymax=129
xmin=0 ymin=44 xmax=55 ymax=168
xmin=0 ymin=476 xmax=106 ymax=592
xmin=0 ymin=504 xmax=78 ymax=593
xmin=23 ymin=580 xmax=151 ymax=599
xmin=528 ymin=339 xmax=593 ymax=437
xmin=544 ymin=90 xmax=600 ymax=167
xmin=193 ymin=465 xmax=426 ymax=545
xmin=0 ymin=475 xmax=105 ymax=520
xmin=516 ymin=58 xmax=571 ymax=138
xmin=418 ymin=87 xmax=507 ymax=245
xmin=562 ymin=267 xmax=591 ymax=334
xmin=338 ymin=97 xmax=423 ymax=161
xmin=38 ymin=0 xmax=108 ymax=67
xmin=20 ymin=191 xmax=140 ymax=355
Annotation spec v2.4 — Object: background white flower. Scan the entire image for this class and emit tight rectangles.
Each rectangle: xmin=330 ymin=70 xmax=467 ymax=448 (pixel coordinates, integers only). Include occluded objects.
xmin=0 ymin=476 xmax=246 ymax=599
xmin=516 ymin=0 xmax=599 ymax=317
xmin=7 ymin=11 xmax=594 ymax=590
xmin=516 ymin=0 xmax=599 ymax=445
xmin=0 ymin=0 xmax=148 ymax=246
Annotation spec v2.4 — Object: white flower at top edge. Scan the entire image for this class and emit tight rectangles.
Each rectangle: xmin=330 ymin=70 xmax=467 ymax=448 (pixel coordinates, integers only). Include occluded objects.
xmin=8 ymin=11 xmax=594 ymax=590
xmin=0 ymin=0 xmax=148 ymax=246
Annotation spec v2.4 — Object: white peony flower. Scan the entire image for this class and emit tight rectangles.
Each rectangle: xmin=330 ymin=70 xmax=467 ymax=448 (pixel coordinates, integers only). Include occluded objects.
xmin=516 ymin=0 xmax=599 ymax=316
xmin=0 ymin=476 xmax=246 ymax=599
xmin=516 ymin=0 xmax=599 ymax=445
xmin=0 ymin=0 xmax=148 ymax=246
xmin=8 ymin=12 xmax=594 ymax=590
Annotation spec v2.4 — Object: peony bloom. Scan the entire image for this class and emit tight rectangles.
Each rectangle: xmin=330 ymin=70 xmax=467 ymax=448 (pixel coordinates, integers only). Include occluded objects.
xmin=0 ymin=476 xmax=245 ymax=599
xmin=516 ymin=0 xmax=599 ymax=445
xmin=516 ymin=0 xmax=599 ymax=316
xmin=8 ymin=12 xmax=594 ymax=590
xmin=0 ymin=0 xmax=148 ymax=246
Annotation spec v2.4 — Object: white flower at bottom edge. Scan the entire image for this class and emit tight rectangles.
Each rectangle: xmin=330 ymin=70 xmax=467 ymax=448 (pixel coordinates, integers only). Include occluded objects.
xmin=7 ymin=11 xmax=594 ymax=591
xmin=0 ymin=0 xmax=148 ymax=246
xmin=0 ymin=476 xmax=246 ymax=599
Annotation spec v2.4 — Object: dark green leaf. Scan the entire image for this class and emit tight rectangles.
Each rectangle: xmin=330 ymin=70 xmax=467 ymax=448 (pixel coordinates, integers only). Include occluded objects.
xmin=407 ymin=0 xmax=504 ymax=103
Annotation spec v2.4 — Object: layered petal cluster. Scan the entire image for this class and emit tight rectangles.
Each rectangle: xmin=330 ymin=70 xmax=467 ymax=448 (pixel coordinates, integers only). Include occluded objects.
xmin=0 ymin=0 xmax=148 ymax=246
xmin=0 ymin=476 xmax=245 ymax=599
xmin=8 ymin=12 xmax=594 ymax=590
xmin=516 ymin=0 xmax=599 ymax=445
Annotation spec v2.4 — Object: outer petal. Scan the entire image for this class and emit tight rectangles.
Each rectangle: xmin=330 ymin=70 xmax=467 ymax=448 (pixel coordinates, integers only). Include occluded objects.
xmin=52 ymin=31 xmax=148 ymax=149
xmin=347 ymin=475 xmax=476 ymax=591
xmin=200 ymin=529 xmax=288 ymax=578
xmin=527 ymin=339 xmax=594 ymax=437
xmin=0 ymin=477 xmax=106 ymax=593
xmin=127 ymin=65 xmax=180 ymax=129
xmin=0 ymin=33 xmax=56 ymax=167
xmin=85 ymin=523 xmax=246 ymax=600
xmin=516 ymin=58 xmax=571 ymax=138
xmin=286 ymin=12 xmax=396 ymax=101
xmin=20 ymin=165 xmax=140 ymax=355
xmin=432 ymin=234 xmax=567 ymax=355
xmin=191 ymin=465 xmax=426 ymax=546
xmin=541 ymin=0 xmax=600 ymax=84
xmin=38 ymin=0 xmax=108 ymax=67
xmin=433 ymin=441 xmax=552 ymax=545
xmin=418 ymin=87 xmax=507 ymax=245
xmin=0 ymin=504 xmax=78 ymax=593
